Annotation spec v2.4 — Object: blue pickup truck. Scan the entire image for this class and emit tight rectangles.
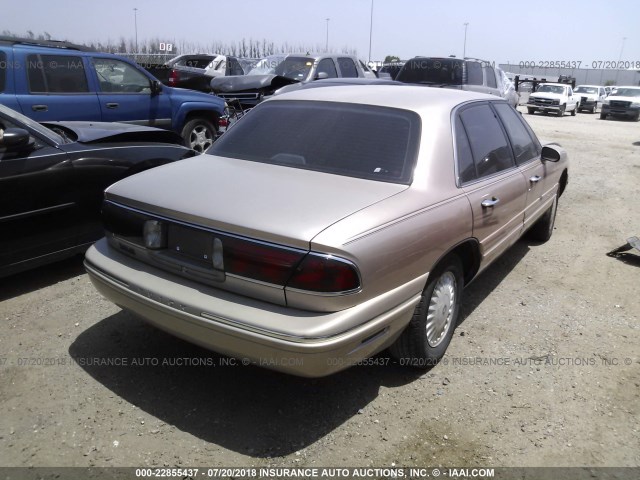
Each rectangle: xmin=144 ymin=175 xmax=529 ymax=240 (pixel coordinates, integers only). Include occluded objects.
xmin=0 ymin=37 xmax=225 ymax=152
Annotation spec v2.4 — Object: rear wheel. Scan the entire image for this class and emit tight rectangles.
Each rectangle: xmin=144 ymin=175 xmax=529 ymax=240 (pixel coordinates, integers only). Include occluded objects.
xmin=181 ymin=117 xmax=217 ymax=153
xmin=390 ymin=255 xmax=463 ymax=367
xmin=600 ymin=113 xmax=607 ymax=120
xmin=527 ymin=195 xmax=558 ymax=242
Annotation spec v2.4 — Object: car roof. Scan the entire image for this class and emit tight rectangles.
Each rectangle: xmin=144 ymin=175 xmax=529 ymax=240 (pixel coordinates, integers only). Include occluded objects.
xmin=268 ymin=84 xmax=503 ymax=113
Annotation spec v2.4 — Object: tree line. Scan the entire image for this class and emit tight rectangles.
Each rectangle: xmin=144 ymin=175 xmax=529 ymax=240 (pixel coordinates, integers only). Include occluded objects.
xmin=1 ymin=30 xmax=357 ymax=58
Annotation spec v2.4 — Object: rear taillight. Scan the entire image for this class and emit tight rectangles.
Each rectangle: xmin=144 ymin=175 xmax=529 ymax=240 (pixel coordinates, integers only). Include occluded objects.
xmin=168 ymin=69 xmax=179 ymax=86
xmin=222 ymin=237 xmax=360 ymax=293
xmin=287 ymin=254 xmax=360 ymax=293
xmin=222 ymin=236 xmax=305 ymax=286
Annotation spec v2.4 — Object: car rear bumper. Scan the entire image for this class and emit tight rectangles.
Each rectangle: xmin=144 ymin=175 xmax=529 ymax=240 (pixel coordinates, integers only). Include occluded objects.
xmin=84 ymin=238 xmax=422 ymax=377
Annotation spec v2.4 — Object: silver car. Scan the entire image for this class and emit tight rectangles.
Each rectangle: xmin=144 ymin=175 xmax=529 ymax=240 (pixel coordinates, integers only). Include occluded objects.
xmin=85 ymin=86 xmax=569 ymax=377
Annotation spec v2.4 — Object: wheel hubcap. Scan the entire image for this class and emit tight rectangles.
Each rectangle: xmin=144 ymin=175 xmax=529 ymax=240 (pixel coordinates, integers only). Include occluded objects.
xmin=190 ymin=125 xmax=213 ymax=152
xmin=426 ymin=272 xmax=457 ymax=347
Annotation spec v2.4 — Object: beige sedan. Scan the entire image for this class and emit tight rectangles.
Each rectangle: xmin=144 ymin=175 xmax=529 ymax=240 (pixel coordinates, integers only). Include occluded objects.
xmin=85 ymin=85 xmax=568 ymax=377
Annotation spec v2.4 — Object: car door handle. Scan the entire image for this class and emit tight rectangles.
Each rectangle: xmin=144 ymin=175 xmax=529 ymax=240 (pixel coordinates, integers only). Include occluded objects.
xmin=481 ymin=197 xmax=500 ymax=208
xmin=529 ymin=175 xmax=542 ymax=183
xmin=105 ymin=103 xmax=119 ymax=109
xmin=31 ymin=104 xmax=48 ymax=112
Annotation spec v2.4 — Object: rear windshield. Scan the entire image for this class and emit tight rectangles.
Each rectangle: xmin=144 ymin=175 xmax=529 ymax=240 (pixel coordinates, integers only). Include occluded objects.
xmin=210 ymin=100 xmax=421 ymax=184
xmin=397 ymin=58 xmax=463 ymax=86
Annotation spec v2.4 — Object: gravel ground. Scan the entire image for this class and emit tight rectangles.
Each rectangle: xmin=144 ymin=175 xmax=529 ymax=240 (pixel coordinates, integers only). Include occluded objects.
xmin=0 ymin=107 xmax=639 ymax=472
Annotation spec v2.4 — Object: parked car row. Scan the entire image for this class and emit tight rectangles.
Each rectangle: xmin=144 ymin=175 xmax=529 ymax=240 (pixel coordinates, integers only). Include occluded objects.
xmin=1 ymin=38 xmax=571 ymax=377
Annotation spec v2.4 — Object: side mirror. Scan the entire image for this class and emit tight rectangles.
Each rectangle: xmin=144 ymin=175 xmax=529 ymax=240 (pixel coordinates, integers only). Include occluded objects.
xmin=315 ymin=72 xmax=329 ymax=80
xmin=0 ymin=128 xmax=33 ymax=149
xmin=151 ymin=80 xmax=163 ymax=95
xmin=541 ymin=145 xmax=562 ymax=162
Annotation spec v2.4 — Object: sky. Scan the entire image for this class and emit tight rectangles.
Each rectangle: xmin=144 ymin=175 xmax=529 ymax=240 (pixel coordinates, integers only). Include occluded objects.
xmin=3 ymin=0 xmax=639 ymax=66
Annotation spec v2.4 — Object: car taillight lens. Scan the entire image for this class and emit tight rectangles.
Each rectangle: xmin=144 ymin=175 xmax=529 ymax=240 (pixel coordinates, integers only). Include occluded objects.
xmin=168 ymin=69 xmax=179 ymax=86
xmin=222 ymin=236 xmax=305 ymax=286
xmin=287 ymin=254 xmax=361 ymax=293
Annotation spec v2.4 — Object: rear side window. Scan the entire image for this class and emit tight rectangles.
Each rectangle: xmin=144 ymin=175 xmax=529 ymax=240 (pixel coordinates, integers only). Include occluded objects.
xmin=484 ymin=66 xmax=497 ymax=88
xmin=459 ymin=104 xmax=514 ymax=178
xmin=27 ymin=55 xmax=89 ymax=93
xmin=466 ymin=61 xmax=483 ymax=86
xmin=454 ymin=116 xmax=477 ymax=183
xmin=493 ymin=103 xmax=541 ymax=165
xmin=0 ymin=51 xmax=6 ymax=92
xmin=338 ymin=58 xmax=358 ymax=78
xmin=210 ymin=100 xmax=421 ymax=184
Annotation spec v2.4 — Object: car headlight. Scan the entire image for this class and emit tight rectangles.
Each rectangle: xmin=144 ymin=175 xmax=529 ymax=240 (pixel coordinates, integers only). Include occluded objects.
xmin=631 ymin=101 xmax=640 ymax=107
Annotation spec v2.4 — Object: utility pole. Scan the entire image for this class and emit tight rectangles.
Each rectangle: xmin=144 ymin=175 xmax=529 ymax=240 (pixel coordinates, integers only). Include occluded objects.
xmin=326 ymin=18 xmax=330 ymax=52
xmin=463 ymin=22 xmax=469 ymax=58
xmin=133 ymin=8 xmax=139 ymax=56
xmin=368 ymin=0 xmax=374 ymax=63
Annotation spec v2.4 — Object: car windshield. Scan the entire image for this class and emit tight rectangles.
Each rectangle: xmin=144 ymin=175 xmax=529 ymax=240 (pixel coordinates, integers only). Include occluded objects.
xmin=611 ymin=88 xmax=640 ymax=97
xmin=574 ymin=86 xmax=597 ymax=94
xmin=209 ymin=100 xmax=421 ymax=184
xmin=0 ymin=103 xmax=64 ymax=144
xmin=248 ymin=55 xmax=314 ymax=81
xmin=537 ymin=85 xmax=565 ymax=94
xmin=397 ymin=58 xmax=463 ymax=85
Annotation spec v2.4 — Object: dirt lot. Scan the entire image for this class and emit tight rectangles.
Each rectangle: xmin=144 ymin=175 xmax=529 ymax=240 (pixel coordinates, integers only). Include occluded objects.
xmin=1 ymin=107 xmax=639 ymax=473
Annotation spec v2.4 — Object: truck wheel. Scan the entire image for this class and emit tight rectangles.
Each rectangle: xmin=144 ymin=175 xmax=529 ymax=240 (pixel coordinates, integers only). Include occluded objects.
xmin=527 ymin=195 xmax=558 ymax=242
xmin=600 ymin=113 xmax=607 ymax=120
xmin=527 ymin=107 xmax=536 ymax=115
xmin=571 ymin=105 xmax=577 ymax=116
xmin=182 ymin=118 xmax=217 ymax=153
xmin=557 ymin=105 xmax=565 ymax=117
xmin=389 ymin=255 xmax=463 ymax=368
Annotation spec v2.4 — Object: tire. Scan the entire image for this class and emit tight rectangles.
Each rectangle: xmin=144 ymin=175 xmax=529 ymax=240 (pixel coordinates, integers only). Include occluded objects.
xmin=527 ymin=195 xmax=558 ymax=242
xmin=634 ymin=113 xmax=640 ymax=122
xmin=600 ymin=113 xmax=607 ymax=120
xmin=390 ymin=255 xmax=464 ymax=367
xmin=571 ymin=105 xmax=577 ymax=116
xmin=181 ymin=117 xmax=217 ymax=153
xmin=527 ymin=107 xmax=536 ymax=115
xmin=556 ymin=105 xmax=565 ymax=117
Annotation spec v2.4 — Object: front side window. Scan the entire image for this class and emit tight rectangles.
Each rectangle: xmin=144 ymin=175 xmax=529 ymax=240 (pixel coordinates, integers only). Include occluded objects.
xmin=459 ymin=104 xmax=514 ymax=178
xmin=317 ymin=58 xmax=337 ymax=79
xmin=338 ymin=58 xmax=358 ymax=78
xmin=93 ymin=58 xmax=151 ymax=93
xmin=27 ymin=54 xmax=89 ymax=93
xmin=493 ymin=103 xmax=540 ymax=166
xmin=210 ymin=100 xmax=421 ymax=184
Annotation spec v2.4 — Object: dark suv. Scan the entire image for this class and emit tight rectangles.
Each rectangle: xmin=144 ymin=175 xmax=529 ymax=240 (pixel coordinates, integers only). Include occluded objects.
xmin=396 ymin=56 xmax=516 ymax=105
xmin=0 ymin=37 xmax=225 ymax=152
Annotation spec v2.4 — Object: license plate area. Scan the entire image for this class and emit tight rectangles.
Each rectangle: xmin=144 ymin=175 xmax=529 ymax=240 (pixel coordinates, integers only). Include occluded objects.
xmin=167 ymin=224 xmax=214 ymax=268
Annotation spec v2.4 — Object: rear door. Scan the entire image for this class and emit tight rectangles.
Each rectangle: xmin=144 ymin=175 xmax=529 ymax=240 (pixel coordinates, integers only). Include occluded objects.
xmin=14 ymin=52 xmax=102 ymax=121
xmin=492 ymin=103 xmax=554 ymax=231
xmin=455 ymin=103 xmax=528 ymax=267
xmin=89 ymin=57 xmax=172 ymax=128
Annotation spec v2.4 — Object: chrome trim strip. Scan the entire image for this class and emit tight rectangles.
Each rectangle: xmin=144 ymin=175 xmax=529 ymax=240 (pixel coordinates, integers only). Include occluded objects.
xmin=0 ymin=202 xmax=75 ymax=223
